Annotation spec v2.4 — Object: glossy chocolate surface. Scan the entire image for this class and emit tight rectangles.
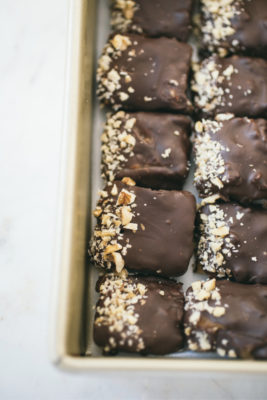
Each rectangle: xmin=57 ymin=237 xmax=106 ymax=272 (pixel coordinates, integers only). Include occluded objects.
xmin=201 ymin=0 xmax=267 ymax=57
xmin=184 ymin=279 xmax=267 ymax=359
xmin=111 ymin=0 xmax=193 ymax=41
xmin=94 ymin=274 xmax=184 ymax=355
xmin=194 ymin=116 xmax=267 ymax=203
xmin=97 ymin=34 xmax=193 ymax=112
xmin=102 ymin=111 xmax=191 ymax=190
xmin=192 ymin=55 xmax=267 ymax=118
xmin=197 ymin=202 xmax=267 ymax=284
xmin=90 ymin=181 xmax=196 ymax=277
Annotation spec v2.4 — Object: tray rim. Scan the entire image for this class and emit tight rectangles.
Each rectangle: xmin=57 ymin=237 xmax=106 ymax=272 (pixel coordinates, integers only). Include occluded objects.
xmin=51 ymin=0 xmax=267 ymax=373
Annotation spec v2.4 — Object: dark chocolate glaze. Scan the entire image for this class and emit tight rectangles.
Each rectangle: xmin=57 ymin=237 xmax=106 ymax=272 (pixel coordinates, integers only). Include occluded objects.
xmin=195 ymin=55 xmax=267 ymax=118
xmin=92 ymin=181 xmax=196 ymax=277
xmin=198 ymin=203 xmax=267 ymax=284
xmin=94 ymin=274 xmax=184 ymax=355
xmin=98 ymin=34 xmax=193 ymax=112
xmin=185 ymin=280 xmax=267 ymax=359
xmin=112 ymin=0 xmax=193 ymax=42
xmin=202 ymin=0 xmax=267 ymax=58
xmin=103 ymin=112 xmax=192 ymax=190
xmin=195 ymin=117 xmax=267 ymax=203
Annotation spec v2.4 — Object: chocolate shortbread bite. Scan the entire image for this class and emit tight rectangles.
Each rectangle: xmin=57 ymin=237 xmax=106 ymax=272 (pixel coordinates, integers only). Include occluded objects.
xmin=194 ymin=115 xmax=267 ymax=203
xmin=97 ymin=34 xmax=193 ymax=112
xmin=111 ymin=0 xmax=193 ymax=42
xmin=90 ymin=181 xmax=196 ymax=277
xmin=200 ymin=0 xmax=267 ymax=58
xmin=196 ymin=202 xmax=267 ymax=284
xmin=192 ymin=55 xmax=267 ymax=118
xmin=101 ymin=111 xmax=191 ymax=190
xmin=94 ymin=274 xmax=184 ymax=355
xmin=184 ymin=279 xmax=267 ymax=359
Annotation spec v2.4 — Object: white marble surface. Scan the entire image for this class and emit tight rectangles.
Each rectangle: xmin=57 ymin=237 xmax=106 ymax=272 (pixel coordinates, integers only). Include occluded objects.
xmin=1 ymin=1 xmax=267 ymax=398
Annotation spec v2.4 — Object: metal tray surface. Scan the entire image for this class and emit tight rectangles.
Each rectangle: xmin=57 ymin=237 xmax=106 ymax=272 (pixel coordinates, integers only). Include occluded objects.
xmin=51 ymin=0 xmax=267 ymax=372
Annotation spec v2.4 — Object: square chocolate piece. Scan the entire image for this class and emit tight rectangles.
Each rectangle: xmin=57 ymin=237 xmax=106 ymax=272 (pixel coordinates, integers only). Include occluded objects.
xmin=196 ymin=202 xmax=267 ymax=284
xmin=184 ymin=279 xmax=267 ymax=359
xmin=111 ymin=0 xmax=193 ymax=42
xmin=90 ymin=181 xmax=196 ymax=277
xmin=101 ymin=111 xmax=191 ymax=190
xmin=192 ymin=55 xmax=267 ymax=118
xmin=94 ymin=274 xmax=184 ymax=355
xmin=194 ymin=115 xmax=267 ymax=203
xmin=97 ymin=34 xmax=193 ymax=113
xmin=200 ymin=0 xmax=267 ymax=58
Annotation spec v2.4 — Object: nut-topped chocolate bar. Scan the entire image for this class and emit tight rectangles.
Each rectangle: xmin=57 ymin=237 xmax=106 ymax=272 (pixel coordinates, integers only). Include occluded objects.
xmin=184 ymin=279 xmax=267 ymax=359
xmin=111 ymin=0 xmax=193 ymax=42
xmin=196 ymin=202 xmax=267 ymax=284
xmin=193 ymin=115 xmax=267 ymax=203
xmin=200 ymin=0 xmax=267 ymax=58
xmin=101 ymin=111 xmax=191 ymax=190
xmin=94 ymin=273 xmax=184 ymax=355
xmin=192 ymin=55 xmax=267 ymax=117
xmin=90 ymin=181 xmax=196 ymax=277
xmin=97 ymin=34 xmax=193 ymax=112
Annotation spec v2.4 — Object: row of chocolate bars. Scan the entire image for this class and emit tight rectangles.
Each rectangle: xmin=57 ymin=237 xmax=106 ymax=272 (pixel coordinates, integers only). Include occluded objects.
xmin=89 ymin=0 xmax=267 ymax=358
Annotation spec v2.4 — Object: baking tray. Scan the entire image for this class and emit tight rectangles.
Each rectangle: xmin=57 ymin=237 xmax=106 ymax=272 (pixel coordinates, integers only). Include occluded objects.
xmin=51 ymin=0 xmax=267 ymax=372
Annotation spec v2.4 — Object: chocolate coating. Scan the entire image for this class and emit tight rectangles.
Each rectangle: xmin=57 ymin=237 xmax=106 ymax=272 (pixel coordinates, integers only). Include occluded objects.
xmin=102 ymin=111 xmax=191 ymax=190
xmin=194 ymin=116 xmax=267 ymax=203
xmin=90 ymin=181 xmax=196 ymax=277
xmin=97 ymin=34 xmax=193 ymax=112
xmin=94 ymin=274 xmax=184 ymax=355
xmin=197 ymin=202 xmax=267 ymax=284
xmin=192 ymin=55 xmax=267 ymax=118
xmin=184 ymin=279 xmax=267 ymax=359
xmin=111 ymin=0 xmax=193 ymax=42
xmin=201 ymin=0 xmax=267 ymax=58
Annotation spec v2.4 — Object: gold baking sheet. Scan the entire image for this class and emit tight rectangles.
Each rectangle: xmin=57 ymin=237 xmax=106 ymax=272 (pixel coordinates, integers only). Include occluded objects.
xmin=51 ymin=0 xmax=267 ymax=373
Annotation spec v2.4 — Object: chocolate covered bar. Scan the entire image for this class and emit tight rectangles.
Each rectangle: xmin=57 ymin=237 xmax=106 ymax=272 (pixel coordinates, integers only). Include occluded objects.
xmin=196 ymin=202 xmax=267 ymax=284
xmin=97 ymin=34 xmax=193 ymax=112
xmin=194 ymin=115 xmax=267 ymax=203
xmin=200 ymin=0 xmax=267 ymax=58
xmin=192 ymin=55 xmax=267 ymax=117
xmin=111 ymin=0 xmax=193 ymax=42
xmin=89 ymin=181 xmax=196 ymax=277
xmin=94 ymin=273 xmax=184 ymax=355
xmin=101 ymin=111 xmax=191 ymax=190
xmin=184 ymin=279 xmax=267 ymax=359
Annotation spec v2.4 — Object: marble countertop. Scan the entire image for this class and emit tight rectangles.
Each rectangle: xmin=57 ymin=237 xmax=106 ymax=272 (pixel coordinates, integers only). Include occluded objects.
xmin=1 ymin=1 xmax=267 ymax=398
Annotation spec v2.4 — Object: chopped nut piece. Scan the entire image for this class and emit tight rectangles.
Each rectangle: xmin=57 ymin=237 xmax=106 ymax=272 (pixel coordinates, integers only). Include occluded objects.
xmin=121 ymin=177 xmax=136 ymax=186
xmin=112 ymin=252 xmax=125 ymax=273
xmin=203 ymin=279 xmax=216 ymax=292
xmin=104 ymin=243 xmax=122 ymax=255
xmin=120 ymin=206 xmax=133 ymax=225
xmin=111 ymin=34 xmax=132 ymax=51
xmin=117 ymin=189 xmax=136 ymax=205
xmin=212 ymin=306 xmax=226 ymax=318
xmin=93 ymin=207 xmax=102 ymax=217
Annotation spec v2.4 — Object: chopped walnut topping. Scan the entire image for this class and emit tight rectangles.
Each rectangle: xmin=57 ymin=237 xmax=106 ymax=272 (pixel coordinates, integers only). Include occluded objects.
xmin=95 ymin=274 xmax=148 ymax=352
xmin=197 ymin=204 xmax=237 ymax=277
xmin=185 ymin=279 xmax=228 ymax=352
xmin=97 ymin=34 xmax=134 ymax=108
xmin=192 ymin=57 xmax=238 ymax=113
xmin=111 ymin=34 xmax=132 ymax=51
xmin=117 ymin=189 xmax=136 ymax=205
xmin=101 ymin=112 xmax=136 ymax=183
xmin=122 ymin=177 xmax=136 ymax=186
xmin=89 ymin=185 xmax=139 ymax=273
xmin=194 ymin=119 xmax=229 ymax=196
xmin=201 ymin=0 xmax=241 ymax=55
xmin=161 ymin=148 xmax=172 ymax=159
xmin=111 ymin=1 xmax=141 ymax=34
